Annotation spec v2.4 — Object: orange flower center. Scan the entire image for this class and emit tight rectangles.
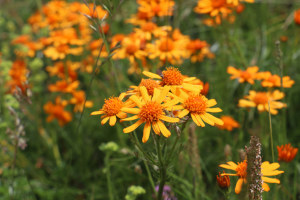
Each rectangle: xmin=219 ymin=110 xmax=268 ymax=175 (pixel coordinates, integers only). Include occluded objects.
xmin=142 ymin=22 xmax=156 ymax=32
xmin=240 ymin=71 xmax=251 ymax=80
xmin=212 ymin=0 xmax=227 ymax=8
xmin=236 ymin=160 xmax=247 ymax=178
xmin=184 ymin=94 xmax=207 ymax=114
xmin=139 ymin=101 xmax=163 ymax=122
xmin=57 ymin=44 xmax=69 ymax=53
xmin=139 ymin=79 xmax=160 ymax=96
xmin=102 ymin=97 xmax=123 ymax=116
xmin=161 ymin=67 xmax=183 ymax=86
xmin=126 ymin=44 xmax=138 ymax=55
xmin=253 ymin=92 xmax=269 ymax=105
xmin=159 ymin=38 xmax=174 ymax=52
xmin=267 ymin=75 xmax=278 ymax=84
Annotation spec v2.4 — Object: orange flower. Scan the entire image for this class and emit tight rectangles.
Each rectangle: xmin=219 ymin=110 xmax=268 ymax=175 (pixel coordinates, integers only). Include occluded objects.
xmin=217 ymin=116 xmax=239 ymax=131
xmin=46 ymin=61 xmax=80 ymax=81
xmin=220 ymin=160 xmax=284 ymax=194
xmin=48 ymin=80 xmax=79 ymax=93
xmin=217 ymin=171 xmax=230 ymax=189
xmin=121 ymin=86 xmax=179 ymax=143
xmin=12 ymin=35 xmax=42 ymax=57
xmin=138 ymin=0 xmax=175 ymax=17
xmin=238 ymin=90 xmax=286 ymax=115
xmin=90 ymin=93 xmax=129 ymax=126
xmin=256 ymin=72 xmax=295 ymax=88
xmin=80 ymin=3 xmax=108 ymax=19
xmin=227 ymin=66 xmax=259 ymax=84
xmin=128 ymin=79 xmax=161 ymax=96
xmin=143 ymin=67 xmax=202 ymax=93
xmin=186 ymin=39 xmax=214 ymax=62
xmin=69 ymin=90 xmax=93 ymax=112
xmin=6 ymin=60 xmax=30 ymax=95
xmin=294 ymin=9 xmax=300 ymax=25
xmin=44 ymin=97 xmax=72 ymax=126
xmin=277 ymin=144 xmax=298 ymax=162
xmin=44 ymin=44 xmax=83 ymax=60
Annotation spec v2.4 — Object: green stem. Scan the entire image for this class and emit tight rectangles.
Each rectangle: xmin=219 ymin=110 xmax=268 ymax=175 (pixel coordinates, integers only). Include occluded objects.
xmin=154 ymin=134 xmax=166 ymax=200
xmin=268 ymin=101 xmax=275 ymax=162
xmin=132 ymin=132 xmax=155 ymax=164
xmin=105 ymin=153 xmax=114 ymax=200
xmin=143 ymin=160 xmax=157 ymax=195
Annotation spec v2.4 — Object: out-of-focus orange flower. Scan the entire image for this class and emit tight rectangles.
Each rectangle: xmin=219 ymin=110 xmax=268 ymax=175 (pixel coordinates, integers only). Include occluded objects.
xmin=44 ymin=97 xmax=72 ymax=126
xmin=217 ymin=171 xmax=230 ymax=189
xmin=217 ymin=116 xmax=239 ymax=131
xmin=48 ymin=80 xmax=79 ymax=93
xmin=69 ymin=90 xmax=93 ymax=112
xmin=186 ymin=39 xmax=214 ymax=62
xmin=294 ymin=9 xmax=300 ymax=25
xmin=138 ymin=0 xmax=175 ymax=18
xmin=236 ymin=3 xmax=245 ymax=13
xmin=280 ymin=36 xmax=288 ymax=42
xmin=227 ymin=66 xmax=259 ymax=84
xmin=46 ymin=61 xmax=80 ymax=81
xmin=277 ymin=144 xmax=298 ymax=162
xmin=12 ymin=35 xmax=43 ymax=57
xmin=238 ymin=90 xmax=286 ymax=115
xmin=44 ymin=44 xmax=83 ymax=60
xmin=6 ymin=60 xmax=30 ymax=95
xmin=126 ymin=10 xmax=153 ymax=25
xmin=256 ymin=72 xmax=295 ymax=88
xmin=80 ymin=3 xmax=108 ymax=19
xmin=89 ymin=39 xmax=108 ymax=57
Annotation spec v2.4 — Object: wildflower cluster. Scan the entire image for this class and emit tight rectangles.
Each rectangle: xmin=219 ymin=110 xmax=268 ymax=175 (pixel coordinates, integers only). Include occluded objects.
xmin=194 ymin=0 xmax=254 ymax=25
xmin=227 ymin=65 xmax=295 ymax=115
xmin=91 ymin=67 xmax=224 ymax=143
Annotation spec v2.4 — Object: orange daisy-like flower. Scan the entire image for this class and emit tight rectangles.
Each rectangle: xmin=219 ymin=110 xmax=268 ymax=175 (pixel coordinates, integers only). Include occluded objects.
xmin=227 ymin=66 xmax=259 ymax=84
xmin=294 ymin=9 xmax=300 ymax=25
xmin=44 ymin=97 xmax=72 ymax=126
xmin=43 ymin=44 xmax=83 ymax=60
xmin=238 ymin=90 xmax=286 ymax=115
xmin=173 ymin=90 xmax=224 ymax=127
xmin=121 ymin=86 xmax=179 ymax=143
xmin=128 ymin=79 xmax=161 ymax=96
xmin=80 ymin=3 xmax=108 ymax=20
xmin=143 ymin=67 xmax=202 ymax=93
xmin=6 ymin=60 xmax=30 ymax=95
xmin=138 ymin=0 xmax=175 ymax=18
xmin=69 ymin=90 xmax=93 ymax=112
xmin=256 ymin=72 xmax=295 ymax=88
xmin=186 ymin=39 xmax=214 ymax=63
xmin=277 ymin=144 xmax=298 ymax=162
xmin=90 ymin=93 xmax=128 ymax=126
xmin=227 ymin=0 xmax=254 ymax=6
xmin=217 ymin=171 xmax=230 ymax=189
xmin=48 ymin=80 xmax=79 ymax=93
xmin=46 ymin=61 xmax=80 ymax=82
xmin=194 ymin=0 xmax=233 ymax=24
xmin=220 ymin=160 xmax=284 ymax=194
xmin=217 ymin=116 xmax=239 ymax=131
xmin=147 ymin=36 xmax=188 ymax=65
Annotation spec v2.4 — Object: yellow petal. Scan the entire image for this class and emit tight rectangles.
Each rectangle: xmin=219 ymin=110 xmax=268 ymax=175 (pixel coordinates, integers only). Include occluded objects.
xmin=91 ymin=110 xmax=104 ymax=115
xmin=122 ymin=107 xmax=140 ymax=114
xmin=143 ymin=71 xmax=162 ymax=79
xmin=200 ymin=114 xmax=215 ymax=126
xmin=207 ymin=99 xmax=217 ymax=107
xmin=123 ymin=119 xmax=143 ymax=133
xmin=206 ymin=107 xmax=222 ymax=113
xmin=191 ymin=113 xmax=205 ymax=127
xmin=157 ymin=120 xmax=171 ymax=138
xmin=160 ymin=115 xmax=179 ymax=123
xmin=101 ymin=117 xmax=109 ymax=125
xmin=109 ymin=116 xmax=117 ymax=126
xmin=142 ymin=123 xmax=151 ymax=143
xmin=262 ymin=182 xmax=270 ymax=192
xmin=116 ymin=112 xmax=127 ymax=119
xmin=140 ymin=86 xmax=150 ymax=102
xmin=182 ymin=83 xmax=202 ymax=92
xmin=178 ymin=109 xmax=190 ymax=118
xmin=120 ymin=115 xmax=139 ymax=122
xmin=130 ymin=95 xmax=143 ymax=108
xmin=156 ymin=86 xmax=170 ymax=104
xmin=235 ymin=178 xmax=244 ymax=194
xmin=262 ymin=177 xmax=280 ymax=184
xmin=152 ymin=121 xmax=160 ymax=135
xmin=205 ymin=113 xmax=224 ymax=125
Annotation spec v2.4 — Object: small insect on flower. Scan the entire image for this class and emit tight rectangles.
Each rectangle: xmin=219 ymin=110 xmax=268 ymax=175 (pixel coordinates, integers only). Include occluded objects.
xmin=277 ymin=144 xmax=298 ymax=162
xmin=90 ymin=93 xmax=129 ymax=126
xmin=217 ymin=171 xmax=230 ymax=189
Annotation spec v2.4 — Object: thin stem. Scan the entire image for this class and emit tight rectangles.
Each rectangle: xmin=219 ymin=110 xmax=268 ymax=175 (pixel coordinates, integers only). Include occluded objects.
xmin=132 ymin=132 xmax=155 ymax=164
xmin=105 ymin=153 xmax=114 ymax=200
xmin=143 ymin=160 xmax=157 ymax=196
xmin=154 ymin=134 xmax=166 ymax=200
xmin=268 ymin=101 xmax=275 ymax=163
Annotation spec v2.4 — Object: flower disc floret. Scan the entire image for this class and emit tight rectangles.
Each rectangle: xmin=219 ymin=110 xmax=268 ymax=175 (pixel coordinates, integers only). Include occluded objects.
xmin=253 ymin=92 xmax=269 ymax=105
xmin=236 ymin=160 xmax=247 ymax=178
xmin=184 ymin=94 xmax=207 ymax=114
xmin=139 ymin=102 xmax=163 ymax=122
xmin=139 ymin=79 xmax=160 ymax=95
xmin=162 ymin=67 xmax=184 ymax=86
xmin=103 ymin=97 xmax=124 ymax=116
xmin=159 ymin=38 xmax=174 ymax=52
